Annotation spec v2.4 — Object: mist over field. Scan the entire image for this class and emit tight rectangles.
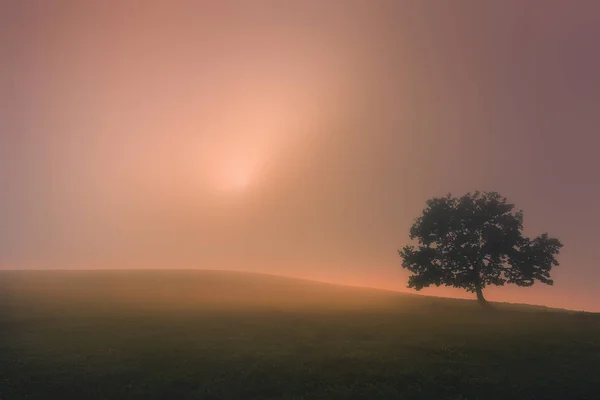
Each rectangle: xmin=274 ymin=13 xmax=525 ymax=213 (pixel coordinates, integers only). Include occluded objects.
xmin=2 ymin=0 xmax=600 ymax=311
xmin=2 ymin=270 xmax=599 ymax=400
xmin=2 ymin=1 xmax=600 ymax=399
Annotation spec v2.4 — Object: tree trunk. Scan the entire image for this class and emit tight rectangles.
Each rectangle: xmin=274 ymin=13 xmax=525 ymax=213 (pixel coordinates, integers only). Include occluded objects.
xmin=475 ymin=282 xmax=496 ymax=311
xmin=473 ymin=260 xmax=496 ymax=311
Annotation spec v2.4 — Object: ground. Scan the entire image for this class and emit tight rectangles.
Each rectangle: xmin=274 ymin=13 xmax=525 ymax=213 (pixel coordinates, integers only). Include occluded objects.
xmin=1 ymin=270 xmax=599 ymax=400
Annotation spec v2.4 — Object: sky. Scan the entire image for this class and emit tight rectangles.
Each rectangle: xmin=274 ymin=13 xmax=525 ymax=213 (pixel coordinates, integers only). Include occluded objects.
xmin=1 ymin=0 xmax=599 ymax=311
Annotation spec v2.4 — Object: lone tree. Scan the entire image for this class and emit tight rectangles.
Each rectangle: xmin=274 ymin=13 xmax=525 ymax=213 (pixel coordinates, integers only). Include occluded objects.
xmin=398 ymin=191 xmax=562 ymax=310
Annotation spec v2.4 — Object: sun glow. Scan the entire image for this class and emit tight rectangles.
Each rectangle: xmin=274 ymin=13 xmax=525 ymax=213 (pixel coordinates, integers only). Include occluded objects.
xmin=219 ymin=164 xmax=254 ymax=192
xmin=172 ymin=52 xmax=341 ymax=202
xmin=231 ymin=174 xmax=250 ymax=190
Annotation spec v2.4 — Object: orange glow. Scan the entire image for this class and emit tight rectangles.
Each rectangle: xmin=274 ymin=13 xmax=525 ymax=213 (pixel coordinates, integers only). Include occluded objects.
xmin=2 ymin=1 xmax=600 ymax=313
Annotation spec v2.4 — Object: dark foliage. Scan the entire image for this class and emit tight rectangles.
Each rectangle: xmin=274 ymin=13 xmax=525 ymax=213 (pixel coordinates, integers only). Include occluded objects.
xmin=399 ymin=191 xmax=563 ymax=309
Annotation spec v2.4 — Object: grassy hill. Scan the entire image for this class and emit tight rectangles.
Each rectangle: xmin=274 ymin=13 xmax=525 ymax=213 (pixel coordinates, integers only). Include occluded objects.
xmin=1 ymin=270 xmax=599 ymax=399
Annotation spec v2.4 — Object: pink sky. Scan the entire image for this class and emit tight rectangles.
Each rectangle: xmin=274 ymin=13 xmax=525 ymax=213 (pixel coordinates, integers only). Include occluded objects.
xmin=1 ymin=0 xmax=600 ymax=311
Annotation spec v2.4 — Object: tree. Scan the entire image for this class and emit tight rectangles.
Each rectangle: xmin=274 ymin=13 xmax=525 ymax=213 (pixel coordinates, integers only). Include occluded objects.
xmin=398 ymin=191 xmax=562 ymax=310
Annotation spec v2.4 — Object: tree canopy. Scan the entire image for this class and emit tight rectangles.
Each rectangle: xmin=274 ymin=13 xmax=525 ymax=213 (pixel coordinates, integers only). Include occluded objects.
xmin=398 ymin=191 xmax=563 ymax=310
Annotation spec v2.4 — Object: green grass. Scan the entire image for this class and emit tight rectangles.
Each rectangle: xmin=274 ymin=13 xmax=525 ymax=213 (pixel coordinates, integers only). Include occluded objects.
xmin=1 ymin=270 xmax=599 ymax=400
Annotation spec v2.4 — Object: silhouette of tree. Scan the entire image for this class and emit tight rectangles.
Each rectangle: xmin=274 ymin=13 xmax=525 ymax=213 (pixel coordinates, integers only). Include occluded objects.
xmin=398 ymin=191 xmax=562 ymax=310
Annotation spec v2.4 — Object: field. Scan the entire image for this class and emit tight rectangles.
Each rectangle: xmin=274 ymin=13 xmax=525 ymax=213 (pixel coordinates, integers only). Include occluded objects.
xmin=1 ymin=270 xmax=599 ymax=400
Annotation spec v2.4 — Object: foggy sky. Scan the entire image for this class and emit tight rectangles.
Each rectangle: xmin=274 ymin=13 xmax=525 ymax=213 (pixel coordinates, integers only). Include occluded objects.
xmin=2 ymin=1 xmax=600 ymax=311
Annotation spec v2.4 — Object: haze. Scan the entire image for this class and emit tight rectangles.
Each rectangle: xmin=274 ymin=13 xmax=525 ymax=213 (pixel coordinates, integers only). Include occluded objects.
xmin=2 ymin=1 xmax=599 ymax=311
